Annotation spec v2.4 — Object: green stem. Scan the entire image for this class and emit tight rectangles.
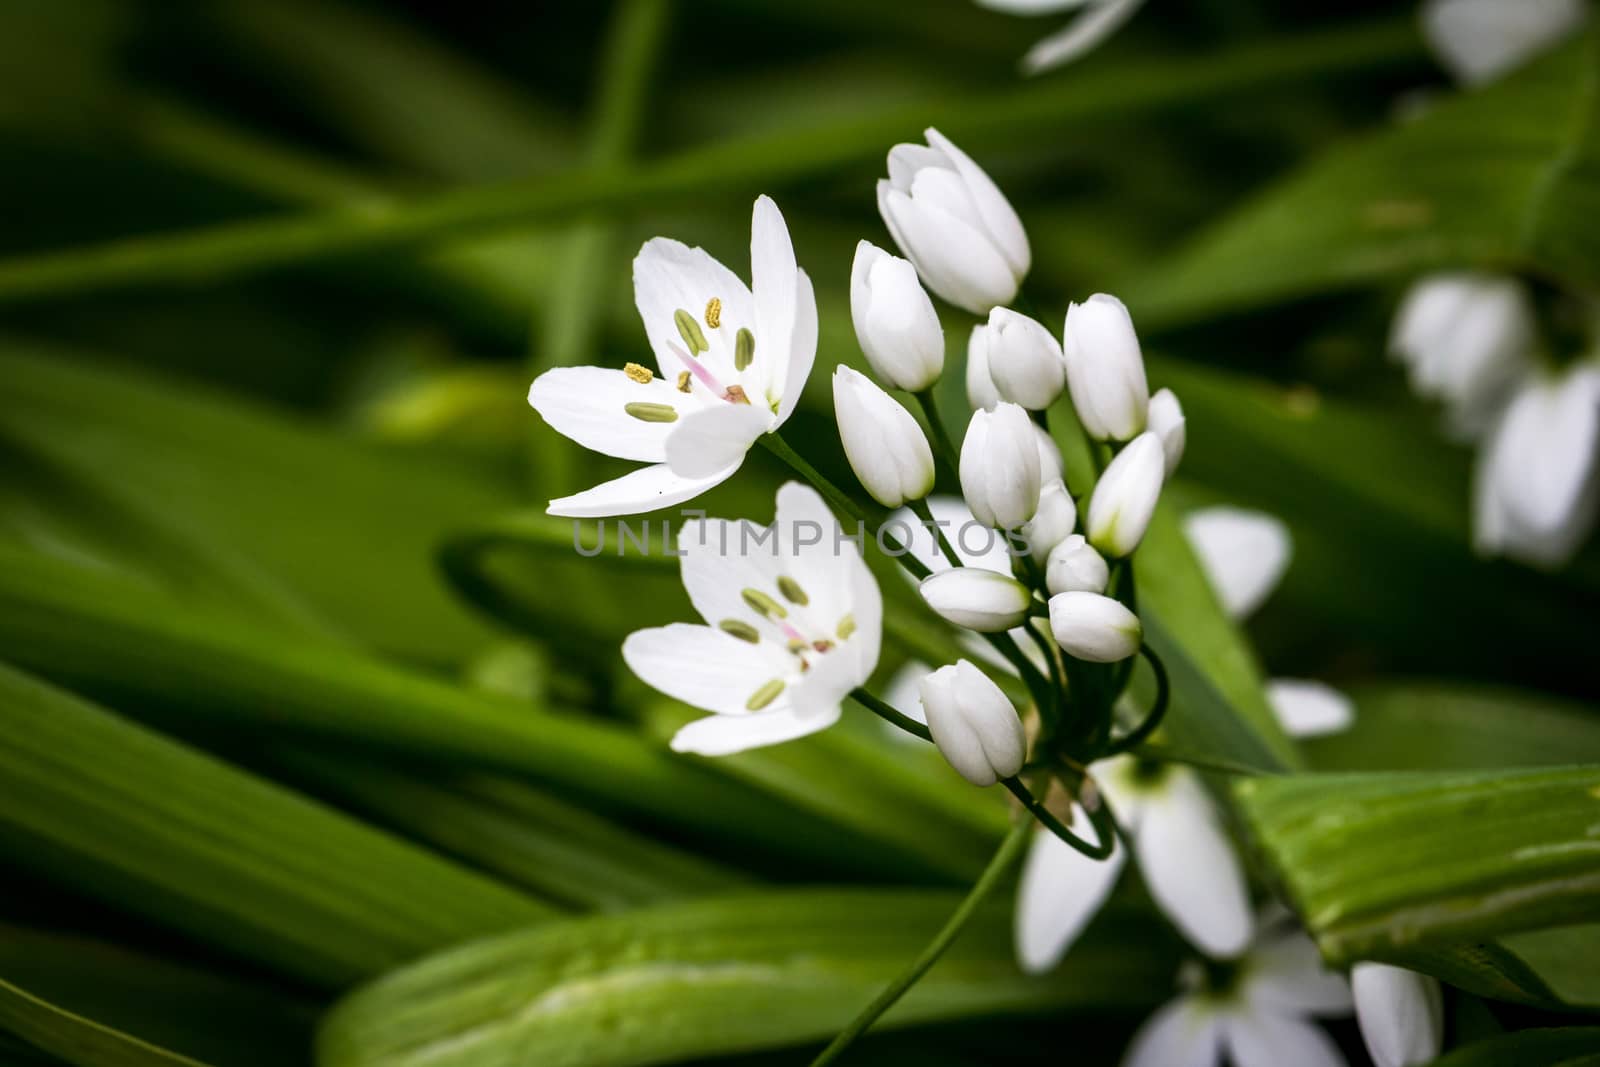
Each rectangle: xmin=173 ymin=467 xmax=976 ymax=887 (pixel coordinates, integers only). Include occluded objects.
xmin=1101 ymin=644 xmax=1169 ymax=757
xmin=851 ymin=688 xmax=930 ymax=742
xmin=1001 ymin=777 xmax=1116 ymax=860
xmin=907 ymin=498 xmax=961 ymax=569
xmin=913 ymin=389 xmax=961 ymax=481
xmin=808 ymin=818 xmax=1033 ymax=1067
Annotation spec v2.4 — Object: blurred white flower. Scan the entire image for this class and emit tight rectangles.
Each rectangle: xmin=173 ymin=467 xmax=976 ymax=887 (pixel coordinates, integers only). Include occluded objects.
xmin=1063 ymin=293 xmax=1151 ymax=442
xmin=1015 ymin=754 xmax=1253 ymax=972
xmin=833 ymin=366 xmax=936 ymax=508
xmin=529 ymin=196 xmax=815 ymax=517
xmin=1087 ymin=431 xmax=1165 ymax=556
xmin=920 ymin=568 xmax=1034 ymax=632
xmin=981 ymin=307 xmax=1067 ymax=410
xmin=1421 ymin=0 xmax=1587 ymax=86
xmin=1474 ymin=364 xmax=1600 ymax=567
xmin=1266 ymin=680 xmax=1355 ymax=738
xmin=976 ymin=0 xmax=1150 ymax=75
xmin=622 ymin=483 xmax=879 ymax=755
xmin=850 ymin=240 xmax=945 ymax=392
xmin=877 ymin=128 xmax=1030 ymax=314
xmin=1352 ymin=963 xmax=1444 ymax=1067
xmin=920 ymin=659 xmax=1027 ymax=785
xmin=1048 ymin=590 xmax=1140 ymax=662
xmin=1121 ymin=922 xmax=1353 ymax=1067
xmin=961 ymin=402 xmax=1044 ymax=529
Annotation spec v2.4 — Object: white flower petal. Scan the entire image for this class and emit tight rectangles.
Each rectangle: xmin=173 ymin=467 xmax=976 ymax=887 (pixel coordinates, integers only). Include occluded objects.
xmin=1123 ymin=997 xmax=1223 ymax=1067
xmin=670 ymin=704 xmax=838 ymax=756
xmin=774 ymin=481 xmax=882 ymax=678
xmin=1221 ymin=1012 xmax=1346 ymax=1067
xmin=785 ymin=639 xmax=867 ymax=719
xmin=663 ymin=402 xmax=772 ymax=478
xmin=1021 ymin=0 xmax=1149 ymax=74
xmin=1182 ymin=507 xmax=1292 ymax=621
xmin=1352 ymin=963 xmax=1444 ymax=1067
xmin=888 ymin=495 xmax=1013 ymax=576
xmin=750 ymin=195 xmax=799 ymax=403
xmin=633 ymin=237 xmax=755 ymax=384
xmin=924 ymin=127 xmax=1030 ymax=276
xmin=546 ymin=460 xmax=738 ymax=518
xmin=1137 ymin=770 xmax=1253 ymax=958
xmin=879 ymin=184 xmax=1020 ymax=315
xmin=527 ymin=366 xmax=692 ymax=463
xmin=1267 ymin=679 xmax=1355 ymax=739
xmin=976 ymin=0 xmax=1093 ymax=14
xmin=777 ymin=268 xmax=819 ymax=424
xmin=1014 ymin=818 xmax=1126 ymax=973
xmin=677 ymin=516 xmax=790 ymax=636
xmin=623 ymin=623 xmax=796 ymax=716
xmin=1244 ymin=929 xmax=1355 ymax=1016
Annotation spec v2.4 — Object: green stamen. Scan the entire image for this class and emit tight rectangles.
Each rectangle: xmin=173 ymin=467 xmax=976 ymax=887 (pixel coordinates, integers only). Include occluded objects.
xmin=675 ymin=308 xmax=708 ymax=354
xmin=718 ymin=619 xmax=761 ymax=643
xmin=746 ymin=678 xmax=785 ymax=710
xmin=624 ymin=402 xmax=678 ymax=423
xmin=777 ymin=576 xmax=809 ymax=605
xmin=837 ymin=613 xmax=856 ymax=640
xmin=734 ymin=327 xmax=755 ymax=370
xmin=741 ymin=588 xmax=787 ymax=618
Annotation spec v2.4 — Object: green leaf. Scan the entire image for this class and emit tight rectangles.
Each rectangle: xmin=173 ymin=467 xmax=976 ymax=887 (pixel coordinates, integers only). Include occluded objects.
xmin=1431 ymin=1029 xmax=1600 ymax=1067
xmin=0 ymin=662 xmax=551 ymax=988
xmin=1133 ymin=32 xmax=1600 ymax=324
xmin=316 ymin=891 xmax=1176 ymax=1067
xmin=1234 ymin=766 xmax=1600 ymax=965
xmin=0 ymin=977 xmax=209 ymax=1067
xmin=1499 ymin=925 xmax=1600 ymax=1009
xmin=1305 ymin=682 xmax=1600 ymax=772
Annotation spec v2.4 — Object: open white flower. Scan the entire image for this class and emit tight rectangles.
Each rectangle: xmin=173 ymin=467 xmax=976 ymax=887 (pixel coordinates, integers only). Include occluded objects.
xmin=1122 ymin=922 xmax=1354 ymax=1067
xmin=1015 ymin=754 xmax=1253 ymax=972
xmin=1421 ymin=0 xmax=1587 ymax=86
xmin=621 ymin=483 xmax=880 ymax=756
xmin=528 ymin=196 xmax=816 ymax=517
xmin=976 ymin=0 xmax=1151 ymax=75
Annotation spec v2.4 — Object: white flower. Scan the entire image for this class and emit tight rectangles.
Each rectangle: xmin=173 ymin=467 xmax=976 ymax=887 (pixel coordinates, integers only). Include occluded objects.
xmin=1087 ymin=431 xmax=1165 ymax=557
xmin=1048 ymin=590 xmax=1140 ymax=662
xmin=833 ymin=366 xmax=935 ymax=508
xmin=1035 ymin=423 xmax=1065 ymax=485
xmin=980 ymin=308 xmax=1066 ymax=410
xmin=529 ymin=196 xmax=816 ymax=517
xmin=1183 ymin=506 xmax=1292 ymax=621
xmin=920 ymin=568 xmax=1034 ymax=632
xmin=1267 ymin=680 xmax=1355 ymax=739
xmin=850 ymin=241 xmax=944 ymax=391
xmin=1063 ymin=293 xmax=1150 ymax=442
xmin=621 ymin=483 xmax=880 ymax=756
xmin=1147 ymin=387 xmax=1186 ymax=476
xmin=1016 ymin=755 xmax=1254 ymax=972
xmin=976 ymin=0 xmax=1151 ymax=75
xmin=1022 ymin=480 xmax=1077 ymax=561
xmin=877 ymin=128 xmax=1030 ymax=315
xmin=1352 ymin=963 xmax=1443 ymax=1067
xmin=1389 ymin=273 xmax=1535 ymax=440
xmin=961 ymin=402 xmax=1043 ymax=529
xmin=1121 ymin=922 xmax=1353 ymax=1067
xmin=1045 ymin=534 xmax=1109 ymax=596
xmin=1474 ymin=364 xmax=1600 ymax=567
xmin=919 ymin=659 xmax=1027 ymax=786
xmin=1421 ymin=0 xmax=1587 ymax=86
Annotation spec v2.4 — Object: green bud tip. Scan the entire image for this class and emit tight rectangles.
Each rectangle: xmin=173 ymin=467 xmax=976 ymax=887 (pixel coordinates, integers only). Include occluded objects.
xmin=776 ymin=575 xmax=809 ymax=605
xmin=624 ymin=402 xmax=678 ymax=423
xmin=741 ymin=587 xmax=787 ymax=618
xmin=734 ymin=327 xmax=755 ymax=370
xmin=746 ymin=678 xmax=785 ymax=710
xmin=674 ymin=308 xmax=709 ymax=355
xmin=718 ymin=619 xmax=761 ymax=643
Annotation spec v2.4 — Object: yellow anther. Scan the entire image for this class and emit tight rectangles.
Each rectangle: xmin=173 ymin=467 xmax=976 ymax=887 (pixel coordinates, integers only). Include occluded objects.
xmin=676 ymin=370 xmax=692 ymax=393
xmin=705 ymin=297 xmax=722 ymax=329
xmin=623 ymin=362 xmax=653 ymax=384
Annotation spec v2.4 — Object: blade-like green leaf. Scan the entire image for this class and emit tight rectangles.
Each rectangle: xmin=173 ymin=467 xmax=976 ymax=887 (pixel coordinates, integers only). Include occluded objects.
xmin=1431 ymin=1029 xmax=1600 ymax=1067
xmin=0 ymin=977 xmax=209 ymax=1067
xmin=1306 ymin=682 xmax=1600 ymax=772
xmin=1234 ymin=766 xmax=1600 ymax=965
xmin=0 ymin=663 xmax=552 ymax=988
xmin=1133 ymin=32 xmax=1600 ymax=324
xmin=316 ymin=890 xmax=1175 ymax=1067
xmin=1499 ymin=925 xmax=1600 ymax=1009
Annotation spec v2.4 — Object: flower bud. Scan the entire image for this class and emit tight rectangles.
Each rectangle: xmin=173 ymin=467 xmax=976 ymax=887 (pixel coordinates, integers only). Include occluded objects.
xmin=834 ymin=366 xmax=936 ymax=508
xmin=1352 ymin=963 xmax=1443 ymax=1067
xmin=960 ymin=402 xmax=1042 ymax=530
xmin=1022 ymin=480 xmax=1076 ymax=562
xmin=919 ymin=659 xmax=1026 ymax=786
xmin=1087 ymin=431 xmax=1164 ymax=557
xmin=981 ymin=308 xmax=1065 ymax=410
xmin=850 ymin=241 xmax=944 ymax=391
xmin=966 ymin=325 xmax=1002 ymax=411
xmin=919 ymin=568 xmax=1033 ymax=632
xmin=1048 ymin=591 xmax=1141 ymax=662
xmin=1147 ymin=388 xmax=1185 ymax=476
xmin=1034 ymin=424 xmax=1064 ymax=486
xmin=1045 ymin=534 xmax=1109 ymax=596
xmin=877 ymin=128 xmax=1030 ymax=315
xmin=1062 ymin=293 xmax=1150 ymax=441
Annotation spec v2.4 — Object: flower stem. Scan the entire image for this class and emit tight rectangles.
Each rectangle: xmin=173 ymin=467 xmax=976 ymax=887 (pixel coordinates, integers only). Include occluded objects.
xmin=851 ymin=688 xmax=930 ymax=742
xmin=1101 ymin=644 xmax=1169 ymax=757
xmin=808 ymin=818 xmax=1033 ymax=1067
xmin=1001 ymin=776 xmax=1116 ymax=860
xmin=907 ymin=498 xmax=961 ymax=569
xmin=913 ymin=388 xmax=960 ymax=481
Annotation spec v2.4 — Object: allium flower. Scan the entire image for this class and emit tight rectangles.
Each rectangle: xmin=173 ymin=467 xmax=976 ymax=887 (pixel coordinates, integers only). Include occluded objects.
xmin=622 ymin=483 xmax=880 ymax=756
xmin=528 ymin=196 xmax=816 ymax=517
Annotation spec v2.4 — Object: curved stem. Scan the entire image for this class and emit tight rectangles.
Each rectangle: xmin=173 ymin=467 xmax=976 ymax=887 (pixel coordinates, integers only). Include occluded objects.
xmin=1000 ymin=777 xmax=1116 ymax=860
xmin=913 ymin=388 xmax=961 ymax=482
xmin=808 ymin=818 xmax=1033 ymax=1067
xmin=850 ymin=688 xmax=930 ymax=743
xmin=1101 ymin=644 xmax=1169 ymax=757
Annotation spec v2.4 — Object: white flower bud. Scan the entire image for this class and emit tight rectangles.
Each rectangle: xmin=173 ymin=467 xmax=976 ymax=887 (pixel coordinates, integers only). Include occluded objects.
xmin=850 ymin=241 xmax=944 ymax=392
xmin=1086 ymin=431 xmax=1165 ymax=557
xmin=1022 ymin=480 xmax=1076 ymax=561
xmin=1353 ymin=963 xmax=1443 ymax=1067
xmin=1045 ymin=534 xmax=1109 ymax=596
xmin=1062 ymin=293 xmax=1150 ymax=441
xmin=1048 ymin=591 xmax=1141 ymax=662
xmin=982 ymin=308 xmax=1065 ymax=410
xmin=877 ymin=127 xmax=1030 ymax=315
xmin=919 ymin=568 xmax=1033 ymax=632
xmin=833 ymin=366 xmax=936 ymax=508
xmin=1147 ymin=388 xmax=1185 ymax=476
xmin=919 ymin=659 xmax=1026 ymax=786
xmin=960 ymin=402 xmax=1042 ymax=530
xmin=966 ymin=324 xmax=1001 ymax=412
